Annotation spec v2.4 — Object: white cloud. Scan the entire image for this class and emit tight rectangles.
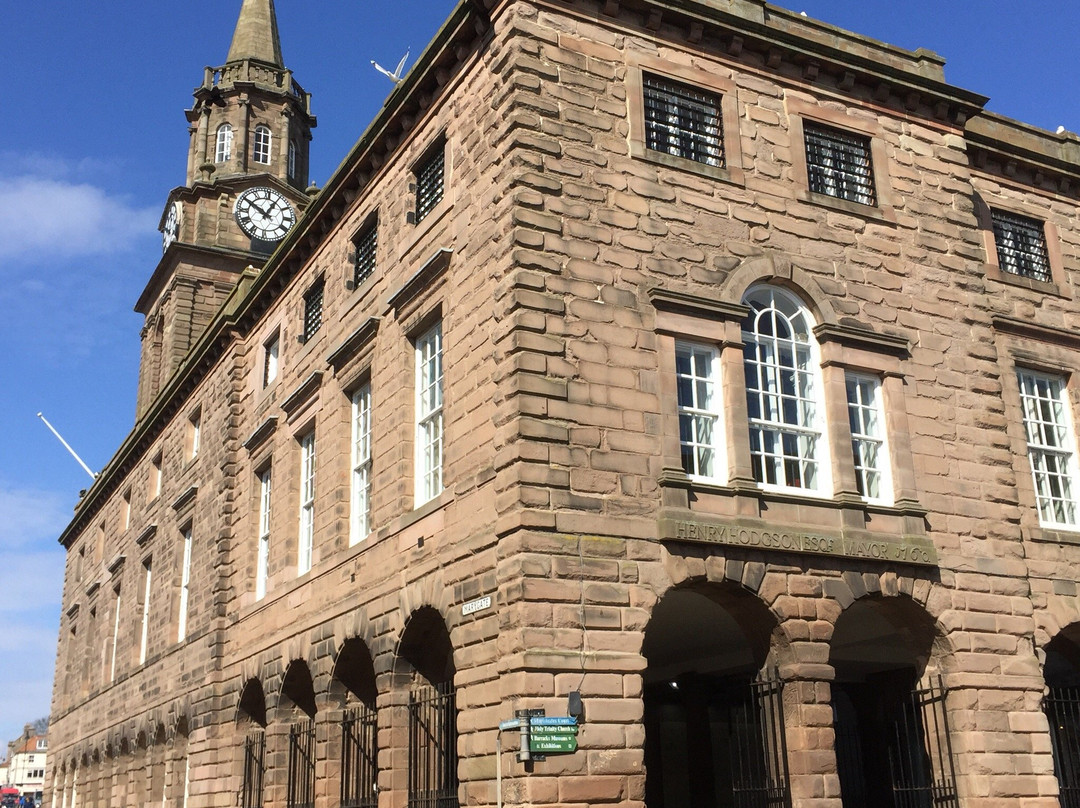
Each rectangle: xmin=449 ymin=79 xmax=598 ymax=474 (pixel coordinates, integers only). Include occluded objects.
xmin=0 ymin=176 xmax=158 ymax=263
xmin=0 ymin=551 xmax=65 ymax=613
xmin=0 ymin=487 xmax=73 ymax=549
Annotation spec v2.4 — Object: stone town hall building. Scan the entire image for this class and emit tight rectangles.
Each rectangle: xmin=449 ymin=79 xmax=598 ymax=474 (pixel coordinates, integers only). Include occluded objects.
xmin=44 ymin=0 xmax=1080 ymax=806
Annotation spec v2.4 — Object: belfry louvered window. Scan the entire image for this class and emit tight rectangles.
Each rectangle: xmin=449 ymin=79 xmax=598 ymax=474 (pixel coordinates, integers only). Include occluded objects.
xmin=302 ymin=280 xmax=324 ymax=343
xmin=413 ymin=141 xmax=445 ymax=224
xmin=253 ymin=125 xmax=272 ymax=165
xmin=991 ymin=209 xmax=1052 ymax=282
xmin=643 ymin=73 xmax=724 ymax=167
xmin=804 ymin=121 xmax=876 ymax=206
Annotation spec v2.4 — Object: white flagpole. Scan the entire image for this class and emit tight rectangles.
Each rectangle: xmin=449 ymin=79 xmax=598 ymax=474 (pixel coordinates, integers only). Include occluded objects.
xmin=37 ymin=413 xmax=97 ymax=481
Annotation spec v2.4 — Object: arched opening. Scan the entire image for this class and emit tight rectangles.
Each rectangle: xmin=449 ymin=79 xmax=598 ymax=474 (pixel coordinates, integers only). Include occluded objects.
xmin=830 ymin=596 xmax=956 ymax=808
xmin=642 ymin=584 xmax=788 ymax=808
xmin=399 ymin=607 xmax=457 ymax=808
xmin=216 ymin=124 xmax=233 ymax=163
xmin=1043 ymin=626 xmax=1080 ymax=806
xmin=331 ymin=638 xmax=379 ymax=808
xmin=237 ymin=680 xmax=268 ymax=808
xmin=280 ymin=661 xmax=317 ymax=808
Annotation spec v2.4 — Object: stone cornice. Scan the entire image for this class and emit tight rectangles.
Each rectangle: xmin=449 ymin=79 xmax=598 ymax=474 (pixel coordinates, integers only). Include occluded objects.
xmin=387 ymin=249 xmax=453 ymax=316
xmin=814 ymin=322 xmax=911 ymax=357
xmin=243 ymin=416 xmax=279 ymax=453
xmin=992 ymin=315 xmax=1080 ymax=352
xmin=648 ymin=287 xmax=749 ymax=322
xmin=281 ymin=372 xmax=324 ymax=417
xmin=171 ymin=486 xmax=199 ymax=513
xmin=326 ymin=318 xmax=380 ymax=371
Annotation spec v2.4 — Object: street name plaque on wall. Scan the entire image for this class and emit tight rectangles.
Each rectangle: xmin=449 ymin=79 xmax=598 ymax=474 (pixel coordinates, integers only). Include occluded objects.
xmin=659 ymin=514 xmax=937 ymax=566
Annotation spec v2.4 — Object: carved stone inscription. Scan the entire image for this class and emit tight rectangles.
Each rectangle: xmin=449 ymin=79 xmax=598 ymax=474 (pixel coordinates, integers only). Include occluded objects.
xmin=661 ymin=517 xmax=937 ymax=566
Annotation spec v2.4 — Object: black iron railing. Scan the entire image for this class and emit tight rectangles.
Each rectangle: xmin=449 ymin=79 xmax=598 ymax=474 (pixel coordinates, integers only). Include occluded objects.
xmin=342 ymin=705 xmax=379 ymax=808
xmin=241 ymin=730 xmax=265 ymax=808
xmin=1046 ymin=685 xmax=1080 ymax=808
xmin=889 ymin=679 xmax=959 ymax=808
xmin=408 ymin=682 xmax=458 ymax=808
xmin=730 ymin=673 xmax=792 ymax=808
xmin=287 ymin=720 xmax=316 ymax=808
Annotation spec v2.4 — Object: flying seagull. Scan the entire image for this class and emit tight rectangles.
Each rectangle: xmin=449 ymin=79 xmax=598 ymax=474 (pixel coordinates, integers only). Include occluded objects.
xmin=372 ymin=50 xmax=410 ymax=84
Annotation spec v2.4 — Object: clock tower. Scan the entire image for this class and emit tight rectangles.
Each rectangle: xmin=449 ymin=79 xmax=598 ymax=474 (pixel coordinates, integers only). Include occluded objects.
xmin=134 ymin=0 xmax=316 ymax=419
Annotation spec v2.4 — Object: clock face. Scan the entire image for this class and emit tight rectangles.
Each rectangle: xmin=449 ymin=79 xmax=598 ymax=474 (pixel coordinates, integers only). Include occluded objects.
xmin=162 ymin=201 xmax=181 ymax=253
xmin=233 ymin=187 xmax=297 ymax=242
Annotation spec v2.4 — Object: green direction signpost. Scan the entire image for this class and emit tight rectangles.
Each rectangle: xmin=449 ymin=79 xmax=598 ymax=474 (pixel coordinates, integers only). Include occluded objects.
xmin=528 ymin=717 xmax=578 ymax=754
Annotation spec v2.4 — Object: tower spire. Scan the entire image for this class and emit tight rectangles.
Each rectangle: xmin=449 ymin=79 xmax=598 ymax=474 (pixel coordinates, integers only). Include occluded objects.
xmin=226 ymin=0 xmax=284 ymax=67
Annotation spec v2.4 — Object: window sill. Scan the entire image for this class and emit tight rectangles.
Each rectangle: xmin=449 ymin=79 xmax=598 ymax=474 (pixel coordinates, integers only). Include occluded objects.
xmin=661 ymin=472 xmax=928 ymax=523
xmin=631 ymin=143 xmax=745 ymax=187
xmin=796 ymin=189 xmax=897 ymax=225
xmin=982 ymin=263 xmax=1069 ymax=298
xmin=1024 ymin=523 xmax=1080 ymax=544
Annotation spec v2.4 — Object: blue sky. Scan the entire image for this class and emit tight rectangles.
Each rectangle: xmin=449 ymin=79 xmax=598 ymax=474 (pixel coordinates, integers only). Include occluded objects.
xmin=0 ymin=0 xmax=1077 ymax=750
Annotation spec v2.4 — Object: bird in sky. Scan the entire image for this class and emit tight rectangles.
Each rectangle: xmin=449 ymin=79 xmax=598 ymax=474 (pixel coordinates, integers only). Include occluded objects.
xmin=372 ymin=50 xmax=410 ymax=84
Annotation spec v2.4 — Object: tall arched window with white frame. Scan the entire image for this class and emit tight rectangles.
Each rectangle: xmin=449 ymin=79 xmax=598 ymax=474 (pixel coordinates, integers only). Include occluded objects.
xmin=741 ymin=285 xmax=828 ymax=493
xmin=287 ymin=139 xmax=297 ymax=179
xmin=215 ymin=124 xmax=233 ymax=163
xmin=253 ymin=125 xmax=272 ymax=165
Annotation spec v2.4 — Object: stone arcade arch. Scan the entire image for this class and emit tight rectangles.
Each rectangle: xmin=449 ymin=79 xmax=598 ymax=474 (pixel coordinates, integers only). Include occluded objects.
xmin=396 ymin=607 xmax=458 ymax=808
xmin=279 ymin=661 xmax=318 ymax=808
xmin=642 ymin=582 xmax=788 ymax=808
xmin=829 ymin=595 xmax=957 ymax=808
xmin=1042 ymin=625 xmax=1080 ymax=805
xmin=237 ymin=679 xmax=268 ymax=808
xmin=330 ymin=638 xmax=379 ymax=808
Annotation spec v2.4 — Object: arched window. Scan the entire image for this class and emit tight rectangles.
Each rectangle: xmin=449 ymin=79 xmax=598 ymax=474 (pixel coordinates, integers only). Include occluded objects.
xmin=215 ymin=124 xmax=233 ymax=163
xmin=741 ymin=285 xmax=827 ymax=492
xmin=253 ymin=125 xmax=272 ymax=165
xmin=288 ymin=140 xmax=298 ymax=179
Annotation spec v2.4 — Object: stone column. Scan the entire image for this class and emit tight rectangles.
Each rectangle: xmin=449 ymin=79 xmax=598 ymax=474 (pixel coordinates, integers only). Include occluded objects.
xmin=778 ymin=631 xmax=843 ymax=808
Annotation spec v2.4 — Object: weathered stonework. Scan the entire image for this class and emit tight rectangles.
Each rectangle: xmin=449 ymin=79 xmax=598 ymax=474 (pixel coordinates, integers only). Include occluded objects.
xmin=45 ymin=1 xmax=1080 ymax=808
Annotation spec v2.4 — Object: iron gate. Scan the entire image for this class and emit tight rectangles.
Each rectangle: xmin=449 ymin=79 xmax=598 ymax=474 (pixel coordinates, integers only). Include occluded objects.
xmin=342 ymin=704 xmax=379 ymax=808
xmin=731 ymin=673 xmax=792 ymax=808
xmin=241 ymin=730 xmax=265 ymax=808
xmin=408 ymin=682 xmax=458 ymax=808
xmin=287 ymin=719 xmax=316 ymax=808
xmin=888 ymin=679 xmax=958 ymax=808
xmin=1045 ymin=685 xmax=1080 ymax=808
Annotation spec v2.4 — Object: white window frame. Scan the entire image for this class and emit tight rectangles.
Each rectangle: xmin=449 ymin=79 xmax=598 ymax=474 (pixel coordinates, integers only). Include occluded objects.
xmin=109 ymin=583 xmax=121 ymax=682
xmin=288 ymin=140 xmax=297 ymax=179
xmin=189 ymin=411 xmax=201 ymax=459
xmin=215 ymin=124 xmax=233 ymax=163
xmin=415 ymin=323 xmax=444 ymax=505
xmin=256 ymin=468 xmax=271 ymax=600
xmin=845 ymin=373 xmax=892 ymax=504
xmin=177 ymin=527 xmax=192 ymax=642
xmin=1018 ymin=370 xmax=1080 ymax=529
xmin=139 ymin=559 xmax=152 ymax=664
xmin=153 ymin=453 xmax=163 ymax=499
xmin=253 ymin=125 xmax=272 ymax=165
xmin=298 ymin=432 xmax=316 ymax=574
xmin=675 ymin=341 xmax=724 ymax=481
xmin=263 ymin=333 xmax=280 ymax=387
xmin=742 ymin=286 xmax=829 ymax=495
xmin=351 ymin=384 xmax=373 ymax=544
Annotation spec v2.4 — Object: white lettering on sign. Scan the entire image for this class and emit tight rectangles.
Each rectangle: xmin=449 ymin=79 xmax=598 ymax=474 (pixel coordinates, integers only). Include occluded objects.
xmin=462 ymin=595 xmax=492 ymax=616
